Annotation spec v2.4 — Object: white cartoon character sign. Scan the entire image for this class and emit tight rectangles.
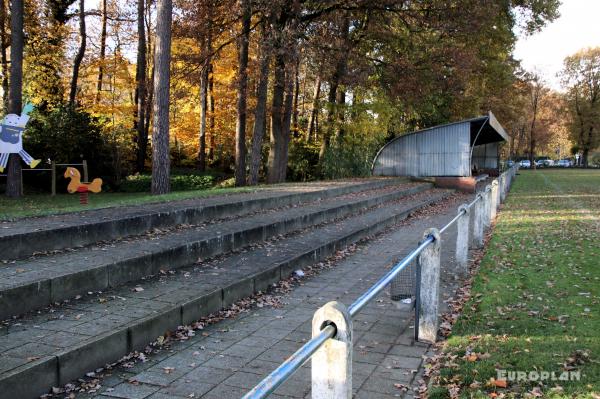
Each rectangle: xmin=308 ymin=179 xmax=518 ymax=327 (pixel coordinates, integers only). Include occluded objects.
xmin=0 ymin=103 xmax=40 ymax=172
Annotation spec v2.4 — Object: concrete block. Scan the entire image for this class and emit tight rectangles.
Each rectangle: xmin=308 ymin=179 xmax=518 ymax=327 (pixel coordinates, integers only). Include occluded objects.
xmin=222 ymin=277 xmax=254 ymax=308
xmin=0 ymin=356 xmax=58 ymax=399
xmin=252 ymin=266 xmax=281 ymax=292
xmin=0 ymin=280 xmax=51 ymax=320
xmin=50 ymin=266 xmax=108 ymax=303
xmin=57 ymin=329 xmax=128 ymax=385
xmin=181 ymin=288 xmax=223 ymax=325
xmin=128 ymin=307 xmax=182 ymax=351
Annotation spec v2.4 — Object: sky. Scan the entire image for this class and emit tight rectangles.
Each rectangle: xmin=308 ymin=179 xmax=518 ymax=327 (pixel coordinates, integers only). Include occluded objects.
xmin=513 ymin=0 xmax=600 ymax=91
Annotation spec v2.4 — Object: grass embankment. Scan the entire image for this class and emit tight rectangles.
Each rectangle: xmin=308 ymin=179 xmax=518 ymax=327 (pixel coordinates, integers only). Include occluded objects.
xmin=0 ymin=186 xmax=261 ymax=220
xmin=433 ymin=169 xmax=600 ymax=398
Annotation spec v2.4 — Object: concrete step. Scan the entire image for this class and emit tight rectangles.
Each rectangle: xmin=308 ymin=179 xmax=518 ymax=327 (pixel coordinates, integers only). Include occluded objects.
xmin=0 ymin=183 xmax=429 ymax=320
xmin=0 ymin=178 xmax=404 ymax=260
xmin=0 ymin=188 xmax=452 ymax=399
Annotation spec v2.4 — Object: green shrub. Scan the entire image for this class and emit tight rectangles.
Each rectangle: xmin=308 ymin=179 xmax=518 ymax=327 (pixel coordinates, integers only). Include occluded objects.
xmin=120 ymin=174 xmax=215 ymax=192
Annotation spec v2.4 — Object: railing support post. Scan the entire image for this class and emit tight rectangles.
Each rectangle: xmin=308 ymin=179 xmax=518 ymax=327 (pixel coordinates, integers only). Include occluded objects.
xmin=499 ymin=174 xmax=506 ymax=203
xmin=473 ymin=193 xmax=485 ymax=249
xmin=417 ymin=228 xmax=441 ymax=343
xmin=456 ymin=204 xmax=470 ymax=276
xmin=491 ymin=180 xmax=498 ymax=220
xmin=484 ymin=185 xmax=492 ymax=228
xmin=312 ymin=301 xmax=352 ymax=399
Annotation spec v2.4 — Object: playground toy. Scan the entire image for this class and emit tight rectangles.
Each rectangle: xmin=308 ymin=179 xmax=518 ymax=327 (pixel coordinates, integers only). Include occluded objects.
xmin=0 ymin=103 xmax=40 ymax=172
xmin=65 ymin=166 xmax=102 ymax=204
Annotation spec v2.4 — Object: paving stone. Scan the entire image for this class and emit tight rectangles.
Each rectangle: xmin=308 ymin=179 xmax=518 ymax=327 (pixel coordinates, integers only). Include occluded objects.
xmin=100 ymin=382 xmax=159 ymax=399
xmin=9 ymin=182 xmax=476 ymax=398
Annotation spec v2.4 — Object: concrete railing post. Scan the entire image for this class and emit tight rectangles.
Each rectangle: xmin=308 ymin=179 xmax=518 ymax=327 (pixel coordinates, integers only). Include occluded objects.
xmin=417 ymin=228 xmax=441 ymax=343
xmin=456 ymin=204 xmax=470 ymax=276
xmin=312 ymin=301 xmax=352 ymax=399
xmin=499 ymin=174 xmax=506 ymax=203
xmin=490 ymin=180 xmax=498 ymax=220
xmin=484 ymin=185 xmax=492 ymax=228
xmin=472 ymin=193 xmax=485 ymax=248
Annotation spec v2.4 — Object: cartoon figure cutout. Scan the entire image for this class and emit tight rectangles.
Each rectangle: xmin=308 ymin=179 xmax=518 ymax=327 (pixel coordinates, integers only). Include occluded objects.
xmin=0 ymin=103 xmax=40 ymax=172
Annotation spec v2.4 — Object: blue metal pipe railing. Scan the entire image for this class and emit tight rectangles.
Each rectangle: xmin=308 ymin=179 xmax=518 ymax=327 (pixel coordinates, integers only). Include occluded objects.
xmin=244 ymin=167 xmax=516 ymax=399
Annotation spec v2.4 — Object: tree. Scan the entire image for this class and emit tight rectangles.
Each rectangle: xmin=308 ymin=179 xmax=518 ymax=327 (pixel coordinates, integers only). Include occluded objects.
xmin=248 ymin=21 xmax=271 ymax=185
xmin=134 ymin=0 xmax=147 ymax=172
xmin=561 ymin=48 xmax=600 ymax=167
xmin=233 ymin=0 xmax=250 ymax=186
xmin=6 ymin=0 xmax=24 ymax=198
xmin=0 ymin=0 xmax=8 ymax=112
xmin=69 ymin=0 xmax=86 ymax=106
xmin=95 ymin=0 xmax=107 ymax=103
xmin=527 ymin=73 xmax=544 ymax=166
xmin=151 ymin=0 xmax=173 ymax=194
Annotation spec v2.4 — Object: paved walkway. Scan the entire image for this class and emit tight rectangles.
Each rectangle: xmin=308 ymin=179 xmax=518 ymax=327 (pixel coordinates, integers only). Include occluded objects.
xmin=74 ymin=192 xmax=473 ymax=399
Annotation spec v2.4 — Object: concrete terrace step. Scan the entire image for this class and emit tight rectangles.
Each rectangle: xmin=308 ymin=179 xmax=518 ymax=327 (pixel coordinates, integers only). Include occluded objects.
xmin=0 ymin=178 xmax=405 ymax=260
xmin=0 ymin=188 xmax=453 ymax=399
xmin=0 ymin=183 xmax=430 ymax=320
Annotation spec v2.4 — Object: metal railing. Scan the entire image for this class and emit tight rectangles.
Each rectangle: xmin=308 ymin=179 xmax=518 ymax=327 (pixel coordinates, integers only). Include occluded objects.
xmin=243 ymin=165 xmax=518 ymax=399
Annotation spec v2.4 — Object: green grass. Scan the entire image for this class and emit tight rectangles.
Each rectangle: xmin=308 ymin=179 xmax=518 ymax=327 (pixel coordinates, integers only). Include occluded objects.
xmin=434 ymin=169 xmax=600 ymax=398
xmin=0 ymin=186 xmax=264 ymax=220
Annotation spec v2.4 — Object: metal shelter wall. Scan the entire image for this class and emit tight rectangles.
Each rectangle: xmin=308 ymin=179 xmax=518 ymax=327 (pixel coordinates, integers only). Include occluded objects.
xmin=471 ymin=142 xmax=499 ymax=169
xmin=372 ymin=121 xmax=471 ymax=177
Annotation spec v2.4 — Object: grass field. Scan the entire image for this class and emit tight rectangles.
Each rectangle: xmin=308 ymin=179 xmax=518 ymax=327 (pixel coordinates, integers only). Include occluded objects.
xmin=0 ymin=186 xmax=261 ymax=220
xmin=432 ymin=169 xmax=600 ymax=398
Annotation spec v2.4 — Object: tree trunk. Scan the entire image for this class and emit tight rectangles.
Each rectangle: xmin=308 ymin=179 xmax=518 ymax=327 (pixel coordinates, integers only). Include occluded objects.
xmin=334 ymin=88 xmax=345 ymax=141
xmin=279 ymin=63 xmax=295 ymax=179
xmin=197 ymin=24 xmax=212 ymax=172
xmin=234 ymin=0 xmax=251 ymax=186
xmin=6 ymin=0 xmax=24 ymax=198
xmin=95 ymin=0 xmax=107 ymax=103
xmin=134 ymin=0 xmax=147 ymax=172
xmin=69 ymin=0 xmax=86 ymax=106
xmin=318 ymin=16 xmax=349 ymax=164
xmin=318 ymin=76 xmax=339 ymax=163
xmin=0 ymin=0 xmax=8 ymax=113
xmin=248 ymin=26 xmax=271 ymax=186
xmin=207 ymin=63 xmax=215 ymax=163
xmin=198 ymin=58 xmax=209 ymax=172
xmin=307 ymin=74 xmax=320 ymax=142
xmin=151 ymin=0 xmax=173 ymax=195
xmin=292 ymin=57 xmax=300 ymax=136
xmin=267 ymin=53 xmax=286 ymax=184
xmin=583 ymin=126 xmax=594 ymax=167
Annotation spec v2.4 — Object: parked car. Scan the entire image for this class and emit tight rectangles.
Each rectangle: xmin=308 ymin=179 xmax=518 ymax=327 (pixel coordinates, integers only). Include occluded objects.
xmin=557 ymin=159 xmax=572 ymax=167
xmin=519 ymin=160 xmax=531 ymax=168
xmin=507 ymin=160 xmax=515 ymax=167
xmin=536 ymin=158 xmax=554 ymax=167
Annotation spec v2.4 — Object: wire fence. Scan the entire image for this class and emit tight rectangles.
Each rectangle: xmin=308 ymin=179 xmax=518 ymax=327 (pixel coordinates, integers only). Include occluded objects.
xmin=243 ymin=165 xmax=518 ymax=399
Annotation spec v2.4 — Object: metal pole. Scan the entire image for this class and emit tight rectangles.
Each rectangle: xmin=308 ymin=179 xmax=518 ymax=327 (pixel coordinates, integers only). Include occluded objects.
xmin=51 ymin=161 xmax=56 ymax=196
xmin=83 ymin=160 xmax=89 ymax=183
xmin=312 ymin=302 xmax=352 ymax=399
